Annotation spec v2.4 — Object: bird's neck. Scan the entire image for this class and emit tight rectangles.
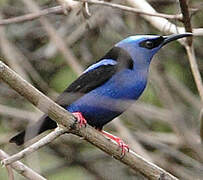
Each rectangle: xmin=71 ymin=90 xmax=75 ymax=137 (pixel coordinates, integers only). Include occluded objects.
xmin=118 ymin=45 xmax=153 ymax=71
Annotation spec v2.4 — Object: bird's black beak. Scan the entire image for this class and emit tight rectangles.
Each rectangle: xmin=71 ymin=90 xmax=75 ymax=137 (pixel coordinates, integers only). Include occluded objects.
xmin=162 ymin=33 xmax=193 ymax=46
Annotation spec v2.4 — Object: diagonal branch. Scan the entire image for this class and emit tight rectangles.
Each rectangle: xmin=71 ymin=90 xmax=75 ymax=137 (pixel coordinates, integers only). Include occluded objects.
xmin=184 ymin=45 xmax=203 ymax=101
xmin=0 ymin=1 xmax=80 ymax=25
xmin=0 ymin=150 xmax=47 ymax=180
xmin=2 ymin=127 xmax=67 ymax=165
xmin=0 ymin=0 xmax=203 ymax=36
xmin=0 ymin=61 xmax=178 ymax=180
xmin=125 ymin=0 xmax=203 ymax=36
xmin=0 ymin=0 xmax=182 ymax=26
xmin=77 ymin=0 xmax=182 ymax=20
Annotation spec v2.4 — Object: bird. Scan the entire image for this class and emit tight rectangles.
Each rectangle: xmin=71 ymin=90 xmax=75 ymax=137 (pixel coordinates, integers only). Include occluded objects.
xmin=10 ymin=33 xmax=192 ymax=153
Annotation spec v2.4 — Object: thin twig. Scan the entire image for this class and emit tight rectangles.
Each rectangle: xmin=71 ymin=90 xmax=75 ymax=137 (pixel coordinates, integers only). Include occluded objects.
xmin=0 ymin=1 xmax=80 ymax=25
xmin=179 ymin=0 xmax=193 ymax=45
xmin=125 ymin=0 xmax=203 ymax=36
xmin=0 ymin=150 xmax=47 ymax=180
xmin=0 ymin=0 xmax=181 ymax=26
xmin=5 ymin=164 xmax=14 ymax=180
xmin=184 ymin=45 xmax=203 ymax=101
xmin=77 ymin=0 xmax=182 ymax=20
xmin=2 ymin=127 xmax=67 ymax=165
xmin=179 ymin=0 xmax=203 ymax=101
xmin=0 ymin=0 xmax=203 ymax=36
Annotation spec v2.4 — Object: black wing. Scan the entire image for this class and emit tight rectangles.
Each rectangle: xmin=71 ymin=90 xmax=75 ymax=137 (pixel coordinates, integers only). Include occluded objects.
xmin=9 ymin=63 xmax=118 ymax=145
xmin=56 ymin=64 xmax=117 ymax=107
xmin=57 ymin=46 xmax=134 ymax=107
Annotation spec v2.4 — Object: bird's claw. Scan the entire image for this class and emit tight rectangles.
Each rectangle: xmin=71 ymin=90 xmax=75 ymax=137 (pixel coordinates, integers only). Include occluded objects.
xmin=101 ymin=131 xmax=129 ymax=156
xmin=72 ymin=112 xmax=87 ymax=128
xmin=114 ymin=137 xmax=129 ymax=156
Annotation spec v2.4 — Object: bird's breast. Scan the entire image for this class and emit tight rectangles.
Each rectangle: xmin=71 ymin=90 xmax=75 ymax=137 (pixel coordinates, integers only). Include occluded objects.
xmin=67 ymin=69 xmax=148 ymax=128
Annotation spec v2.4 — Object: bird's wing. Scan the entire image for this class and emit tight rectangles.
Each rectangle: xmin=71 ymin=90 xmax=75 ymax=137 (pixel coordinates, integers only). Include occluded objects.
xmin=56 ymin=59 xmax=118 ymax=107
xmin=56 ymin=46 xmax=133 ymax=108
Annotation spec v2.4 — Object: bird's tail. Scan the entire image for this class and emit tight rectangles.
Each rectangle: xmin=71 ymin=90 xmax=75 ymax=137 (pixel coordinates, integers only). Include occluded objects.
xmin=9 ymin=115 xmax=57 ymax=146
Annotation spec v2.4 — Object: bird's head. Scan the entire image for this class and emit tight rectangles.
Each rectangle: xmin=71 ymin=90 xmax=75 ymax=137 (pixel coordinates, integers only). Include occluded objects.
xmin=115 ymin=33 xmax=192 ymax=69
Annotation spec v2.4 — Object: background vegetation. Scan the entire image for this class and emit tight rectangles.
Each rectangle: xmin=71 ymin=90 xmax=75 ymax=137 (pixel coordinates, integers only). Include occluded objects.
xmin=0 ymin=0 xmax=203 ymax=179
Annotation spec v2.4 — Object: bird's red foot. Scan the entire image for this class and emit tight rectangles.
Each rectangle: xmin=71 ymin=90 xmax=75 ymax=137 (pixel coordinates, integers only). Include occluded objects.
xmin=101 ymin=131 xmax=129 ymax=156
xmin=72 ymin=112 xmax=87 ymax=128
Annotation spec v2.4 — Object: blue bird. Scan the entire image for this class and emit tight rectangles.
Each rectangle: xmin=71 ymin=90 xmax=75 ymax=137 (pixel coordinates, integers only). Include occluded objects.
xmin=10 ymin=33 xmax=192 ymax=151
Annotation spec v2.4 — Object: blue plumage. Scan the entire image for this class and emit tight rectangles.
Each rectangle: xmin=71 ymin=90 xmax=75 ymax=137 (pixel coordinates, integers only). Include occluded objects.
xmin=66 ymin=35 xmax=165 ymax=128
xmin=10 ymin=33 xmax=192 ymax=145
xmin=67 ymin=61 xmax=147 ymax=128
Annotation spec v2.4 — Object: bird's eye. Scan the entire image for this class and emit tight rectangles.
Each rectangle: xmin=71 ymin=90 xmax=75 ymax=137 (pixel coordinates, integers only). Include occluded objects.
xmin=145 ymin=41 xmax=154 ymax=49
xmin=139 ymin=36 xmax=165 ymax=49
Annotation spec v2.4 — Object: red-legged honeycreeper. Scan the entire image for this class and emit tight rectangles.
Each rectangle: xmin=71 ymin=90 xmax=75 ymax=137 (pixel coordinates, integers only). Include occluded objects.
xmin=10 ymin=33 xmax=192 ymax=147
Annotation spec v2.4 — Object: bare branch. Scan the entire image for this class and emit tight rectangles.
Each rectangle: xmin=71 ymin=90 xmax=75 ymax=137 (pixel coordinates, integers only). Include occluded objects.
xmin=5 ymin=164 xmax=14 ymax=180
xmin=179 ymin=0 xmax=193 ymax=45
xmin=78 ymin=0 xmax=182 ymax=20
xmin=0 ymin=1 xmax=80 ymax=25
xmin=1 ymin=127 xmax=67 ymax=165
xmin=185 ymin=45 xmax=203 ymax=101
xmin=0 ymin=150 xmax=47 ymax=180
xmin=126 ymin=0 xmax=203 ymax=36
xmin=0 ymin=0 xmax=202 ymax=36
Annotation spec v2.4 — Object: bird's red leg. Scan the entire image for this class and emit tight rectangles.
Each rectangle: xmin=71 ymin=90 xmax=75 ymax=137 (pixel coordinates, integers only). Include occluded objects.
xmin=71 ymin=113 xmax=128 ymax=155
xmin=101 ymin=130 xmax=129 ymax=155
xmin=72 ymin=112 xmax=87 ymax=128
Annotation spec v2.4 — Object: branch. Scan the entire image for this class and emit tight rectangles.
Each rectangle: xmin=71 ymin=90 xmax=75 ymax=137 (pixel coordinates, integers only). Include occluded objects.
xmin=178 ymin=0 xmax=203 ymax=140
xmin=178 ymin=0 xmax=203 ymax=100
xmin=184 ymin=45 xmax=203 ymax=101
xmin=0 ymin=0 xmax=182 ymax=26
xmin=179 ymin=0 xmax=193 ymax=45
xmin=1 ymin=127 xmax=67 ymax=165
xmin=0 ymin=61 xmax=178 ymax=180
xmin=0 ymin=1 xmax=80 ymax=25
xmin=77 ymin=0 xmax=182 ymax=20
xmin=5 ymin=163 xmax=14 ymax=180
xmin=125 ymin=0 xmax=203 ymax=36
xmin=0 ymin=0 xmax=203 ymax=36
xmin=0 ymin=150 xmax=46 ymax=180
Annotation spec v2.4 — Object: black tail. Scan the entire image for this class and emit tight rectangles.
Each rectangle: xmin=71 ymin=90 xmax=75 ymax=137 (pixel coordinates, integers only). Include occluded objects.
xmin=9 ymin=115 xmax=57 ymax=146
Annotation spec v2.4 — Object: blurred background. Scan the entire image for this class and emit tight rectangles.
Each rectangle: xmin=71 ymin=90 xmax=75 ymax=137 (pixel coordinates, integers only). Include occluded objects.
xmin=0 ymin=0 xmax=203 ymax=179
